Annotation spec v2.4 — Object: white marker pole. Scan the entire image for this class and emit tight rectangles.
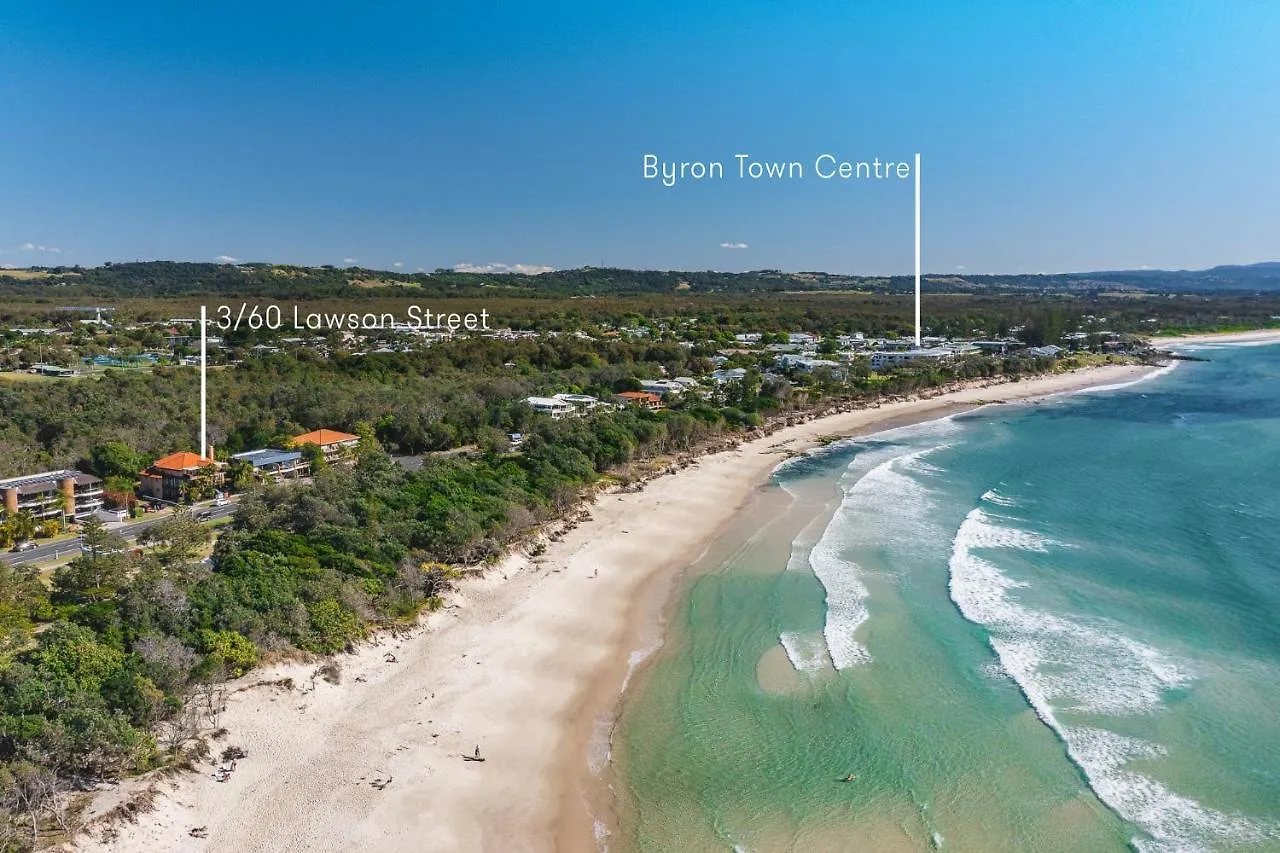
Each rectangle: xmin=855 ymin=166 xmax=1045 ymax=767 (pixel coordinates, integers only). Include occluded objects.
xmin=914 ymin=152 xmax=922 ymax=348
xmin=200 ymin=305 xmax=207 ymax=460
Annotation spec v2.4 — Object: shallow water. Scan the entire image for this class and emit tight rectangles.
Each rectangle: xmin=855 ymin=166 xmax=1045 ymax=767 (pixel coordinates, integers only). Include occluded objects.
xmin=610 ymin=346 xmax=1280 ymax=853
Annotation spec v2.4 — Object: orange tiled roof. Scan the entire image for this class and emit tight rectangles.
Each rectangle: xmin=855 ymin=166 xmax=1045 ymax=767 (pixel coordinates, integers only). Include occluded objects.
xmin=294 ymin=428 xmax=360 ymax=446
xmin=150 ymin=451 xmax=215 ymax=471
xmin=616 ymin=391 xmax=662 ymax=402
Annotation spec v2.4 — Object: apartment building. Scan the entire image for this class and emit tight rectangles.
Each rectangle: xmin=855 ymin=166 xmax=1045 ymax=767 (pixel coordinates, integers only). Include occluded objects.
xmin=0 ymin=470 xmax=105 ymax=523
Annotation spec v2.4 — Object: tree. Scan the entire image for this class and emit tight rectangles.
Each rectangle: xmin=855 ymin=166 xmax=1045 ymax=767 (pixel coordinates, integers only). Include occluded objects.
xmin=0 ymin=512 xmax=37 ymax=548
xmin=354 ymin=420 xmax=382 ymax=455
xmin=225 ymin=458 xmax=255 ymax=492
xmin=0 ymin=562 xmax=46 ymax=660
xmin=0 ymin=761 xmax=65 ymax=847
xmin=197 ymin=630 xmax=256 ymax=677
xmin=1022 ymin=308 xmax=1068 ymax=347
xmin=179 ymin=464 xmax=219 ymax=503
xmin=89 ymin=442 xmax=144 ymax=480
xmin=137 ymin=513 xmax=210 ymax=565
xmin=298 ymin=442 xmax=326 ymax=473
xmin=52 ymin=516 xmax=129 ymax=603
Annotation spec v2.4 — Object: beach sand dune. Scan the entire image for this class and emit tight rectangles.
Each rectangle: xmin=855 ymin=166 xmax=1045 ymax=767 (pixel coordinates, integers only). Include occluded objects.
xmin=66 ymin=364 xmax=1153 ymax=853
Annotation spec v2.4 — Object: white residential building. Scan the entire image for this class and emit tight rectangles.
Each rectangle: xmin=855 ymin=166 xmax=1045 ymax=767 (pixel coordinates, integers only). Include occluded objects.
xmin=776 ymin=354 xmax=841 ymax=372
xmin=553 ymin=393 xmax=603 ymax=412
xmin=711 ymin=367 xmax=747 ymax=383
xmin=639 ymin=379 xmax=688 ymax=398
xmin=869 ymin=348 xmax=951 ymax=370
xmin=526 ymin=396 xmax=576 ymax=419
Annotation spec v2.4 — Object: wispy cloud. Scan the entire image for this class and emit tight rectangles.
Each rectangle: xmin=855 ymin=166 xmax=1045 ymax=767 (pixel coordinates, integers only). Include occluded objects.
xmin=393 ymin=261 xmax=404 ymax=268
xmin=454 ymin=262 xmax=555 ymax=275
xmin=719 ymin=241 xmax=748 ymax=249
xmin=214 ymin=255 xmax=239 ymax=264
xmin=21 ymin=242 xmax=61 ymax=254
xmin=343 ymin=257 xmax=359 ymax=265
xmin=955 ymin=264 xmax=966 ymax=270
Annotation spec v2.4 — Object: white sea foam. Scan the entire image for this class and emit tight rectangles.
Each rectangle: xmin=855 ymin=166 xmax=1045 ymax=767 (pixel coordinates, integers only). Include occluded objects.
xmin=770 ymin=412 xmax=963 ymax=477
xmin=1067 ymin=361 xmax=1179 ymax=396
xmin=981 ymin=488 xmax=1019 ymax=507
xmin=586 ymin=713 xmax=613 ymax=777
xmin=949 ymin=507 xmax=1275 ymax=851
xmin=810 ymin=446 xmax=947 ymax=669
xmin=1175 ymin=338 xmax=1280 ymax=351
xmin=779 ymin=630 xmax=830 ymax=673
xmin=619 ymin=637 xmax=663 ymax=695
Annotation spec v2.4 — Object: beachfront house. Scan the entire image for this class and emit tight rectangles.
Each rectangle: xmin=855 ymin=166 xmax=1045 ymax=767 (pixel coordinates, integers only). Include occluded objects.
xmin=553 ymin=393 xmax=606 ymax=412
xmin=639 ymin=379 xmax=687 ymax=398
xmin=526 ymin=396 xmax=576 ymax=419
xmin=614 ymin=391 xmax=664 ymax=411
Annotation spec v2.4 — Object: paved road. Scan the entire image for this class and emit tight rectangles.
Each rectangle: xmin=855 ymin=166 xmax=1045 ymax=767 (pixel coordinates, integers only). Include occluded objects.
xmin=0 ymin=500 xmax=238 ymax=568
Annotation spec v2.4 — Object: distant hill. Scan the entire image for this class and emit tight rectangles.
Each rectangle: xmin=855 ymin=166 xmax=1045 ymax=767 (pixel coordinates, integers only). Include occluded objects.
xmin=2 ymin=259 xmax=1278 ymax=301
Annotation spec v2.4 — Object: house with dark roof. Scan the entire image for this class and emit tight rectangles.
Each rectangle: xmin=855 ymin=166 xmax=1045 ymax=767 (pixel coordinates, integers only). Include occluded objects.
xmin=231 ymin=448 xmax=310 ymax=481
xmin=0 ymin=470 xmax=104 ymax=523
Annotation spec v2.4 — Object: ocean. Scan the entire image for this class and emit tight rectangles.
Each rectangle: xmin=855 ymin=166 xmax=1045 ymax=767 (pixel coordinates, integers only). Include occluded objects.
xmin=607 ymin=344 xmax=1280 ymax=853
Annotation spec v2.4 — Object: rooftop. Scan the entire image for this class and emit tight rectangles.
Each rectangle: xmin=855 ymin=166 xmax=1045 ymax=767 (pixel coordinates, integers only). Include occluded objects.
xmin=231 ymin=448 xmax=303 ymax=468
xmin=294 ymin=428 xmax=360 ymax=446
xmin=149 ymin=451 xmax=215 ymax=472
xmin=0 ymin=470 xmax=101 ymax=491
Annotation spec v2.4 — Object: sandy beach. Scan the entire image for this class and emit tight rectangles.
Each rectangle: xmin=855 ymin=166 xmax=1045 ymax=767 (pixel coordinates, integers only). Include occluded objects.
xmin=65 ymin=363 xmax=1157 ymax=853
xmin=1151 ymin=328 xmax=1280 ymax=347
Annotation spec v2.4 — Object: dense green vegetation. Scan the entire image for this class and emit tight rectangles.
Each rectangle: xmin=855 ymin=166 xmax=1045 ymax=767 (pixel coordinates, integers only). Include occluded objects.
xmin=0 ymin=339 xmax=1095 ymax=844
xmin=0 ymin=260 xmax=1275 ymax=845
xmin=3 ymin=260 xmax=1280 ymax=303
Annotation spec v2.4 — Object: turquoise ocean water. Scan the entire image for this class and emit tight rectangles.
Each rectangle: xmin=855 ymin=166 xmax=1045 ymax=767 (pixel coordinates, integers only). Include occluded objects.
xmin=609 ymin=344 xmax=1280 ymax=853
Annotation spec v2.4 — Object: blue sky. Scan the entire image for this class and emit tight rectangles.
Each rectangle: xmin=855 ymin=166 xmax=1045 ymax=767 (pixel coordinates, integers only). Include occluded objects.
xmin=1 ymin=2 xmax=1276 ymax=274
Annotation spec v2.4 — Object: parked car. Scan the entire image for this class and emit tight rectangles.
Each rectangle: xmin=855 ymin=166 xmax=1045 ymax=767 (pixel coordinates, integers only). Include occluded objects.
xmin=9 ymin=541 xmax=37 ymax=553
xmin=213 ymin=495 xmax=229 ymax=507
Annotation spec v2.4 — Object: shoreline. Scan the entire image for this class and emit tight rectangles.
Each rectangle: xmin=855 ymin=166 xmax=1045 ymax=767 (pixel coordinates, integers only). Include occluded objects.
xmin=1150 ymin=328 xmax=1280 ymax=347
xmin=66 ymin=362 xmax=1157 ymax=853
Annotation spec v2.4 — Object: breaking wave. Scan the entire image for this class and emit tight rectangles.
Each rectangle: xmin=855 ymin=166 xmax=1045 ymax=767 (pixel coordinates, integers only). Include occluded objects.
xmin=949 ymin=507 xmax=1274 ymax=851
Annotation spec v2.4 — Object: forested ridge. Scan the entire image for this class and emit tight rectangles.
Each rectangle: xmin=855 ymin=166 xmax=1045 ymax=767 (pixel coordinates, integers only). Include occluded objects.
xmin=4 ymin=259 xmax=1280 ymax=303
